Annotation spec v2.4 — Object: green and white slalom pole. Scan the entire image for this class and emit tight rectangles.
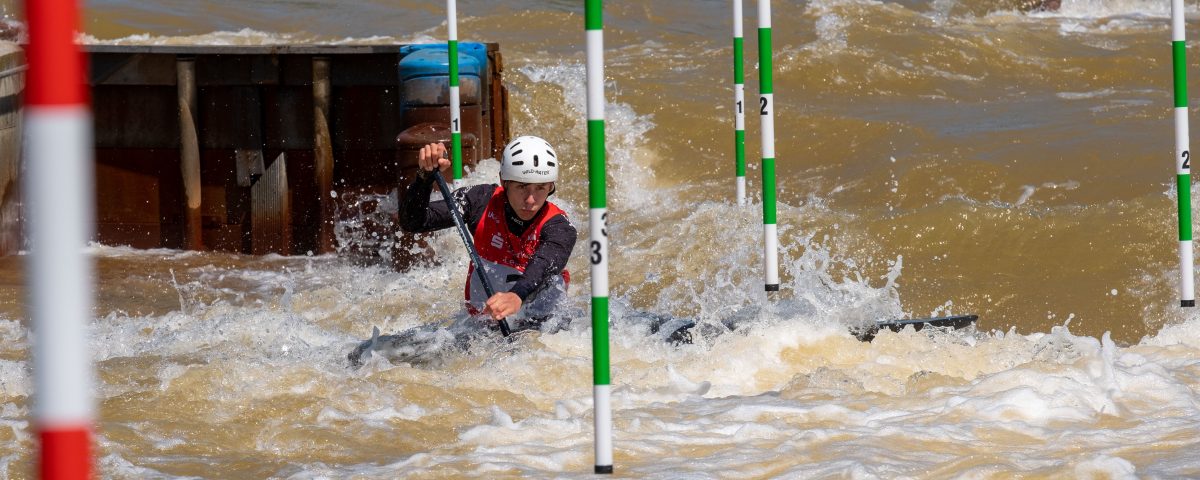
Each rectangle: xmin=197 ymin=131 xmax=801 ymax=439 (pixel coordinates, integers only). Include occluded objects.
xmin=447 ymin=0 xmax=463 ymax=186
xmin=1172 ymin=0 xmax=1195 ymax=307
xmin=759 ymin=0 xmax=779 ymax=292
xmin=733 ymin=0 xmax=747 ymax=205
xmin=586 ymin=0 xmax=613 ymax=474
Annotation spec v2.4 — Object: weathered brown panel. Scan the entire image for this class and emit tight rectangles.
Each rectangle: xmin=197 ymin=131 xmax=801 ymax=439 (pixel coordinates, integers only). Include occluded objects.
xmin=199 ymin=148 xmax=245 ymax=252
xmin=395 ymin=123 xmax=479 ymax=188
xmin=486 ymin=46 xmax=509 ymax=159
xmin=330 ymin=54 xmax=398 ymax=86
xmin=251 ymin=153 xmax=289 ymax=255
xmin=263 ymin=86 xmax=314 ymax=150
xmin=91 ymin=53 xmax=178 ymax=86
xmin=93 ymin=85 xmax=179 ymax=148
xmin=400 ymin=104 xmax=483 ymax=163
xmin=94 ymin=148 xmax=184 ymax=248
xmin=336 ymin=150 xmax=399 ymax=189
xmin=195 ymin=55 xmax=281 ymax=86
xmin=282 ymin=149 xmax=319 ymax=255
xmin=279 ymin=55 xmax=314 ymax=87
xmin=199 ymin=86 xmax=262 ymax=150
xmin=331 ymin=86 xmax=400 ymax=150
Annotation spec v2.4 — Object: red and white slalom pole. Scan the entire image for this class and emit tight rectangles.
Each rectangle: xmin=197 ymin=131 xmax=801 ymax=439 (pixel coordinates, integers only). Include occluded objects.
xmin=25 ymin=0 xmax=96 ymax=478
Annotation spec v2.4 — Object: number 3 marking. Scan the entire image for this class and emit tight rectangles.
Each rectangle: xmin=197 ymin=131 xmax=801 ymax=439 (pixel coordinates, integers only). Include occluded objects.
xmin=591 ymin=212 xmax=608 ymax=265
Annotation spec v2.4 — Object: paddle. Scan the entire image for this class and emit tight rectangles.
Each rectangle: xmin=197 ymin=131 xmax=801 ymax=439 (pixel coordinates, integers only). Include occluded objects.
xmin=852 ymin=314 xmax=978 ymax=342
xmin=432 ymin=169 xmax=512 ymax=336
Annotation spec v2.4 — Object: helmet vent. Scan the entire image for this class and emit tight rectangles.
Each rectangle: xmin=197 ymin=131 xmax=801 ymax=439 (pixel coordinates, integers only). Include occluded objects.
xmin=533 ymin=155 xmax=539 ymax=166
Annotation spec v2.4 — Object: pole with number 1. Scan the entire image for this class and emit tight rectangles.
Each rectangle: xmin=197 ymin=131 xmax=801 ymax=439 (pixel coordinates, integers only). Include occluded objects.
xmin=447 ymin=0 xmax=463 ymax=184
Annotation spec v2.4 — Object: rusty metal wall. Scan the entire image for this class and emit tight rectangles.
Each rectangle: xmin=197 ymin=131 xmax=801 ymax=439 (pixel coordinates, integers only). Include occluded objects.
xmin=82 ymin=44 xmax=509 ymax=261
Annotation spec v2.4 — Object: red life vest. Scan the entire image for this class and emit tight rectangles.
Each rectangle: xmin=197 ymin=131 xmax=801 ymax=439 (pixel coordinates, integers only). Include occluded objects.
xmin=464 ymin=186 xmax=571 ymax=311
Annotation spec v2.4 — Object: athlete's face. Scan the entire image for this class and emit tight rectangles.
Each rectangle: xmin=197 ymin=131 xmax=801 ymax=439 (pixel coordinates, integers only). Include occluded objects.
xmin=504 ymin=181 xmax=554 ymax=221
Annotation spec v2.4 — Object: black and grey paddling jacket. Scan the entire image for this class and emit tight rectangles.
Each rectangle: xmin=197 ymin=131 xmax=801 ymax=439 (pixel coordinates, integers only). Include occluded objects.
xmin=400 ymin=172 xmax=578 ymax=313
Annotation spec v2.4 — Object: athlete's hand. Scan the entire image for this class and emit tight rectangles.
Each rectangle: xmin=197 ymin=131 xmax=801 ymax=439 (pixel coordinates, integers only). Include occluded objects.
xmin=417 ymin=142 xmax=451 ymax=175
xmin=483 ymin=292 xmax=522 ymax=321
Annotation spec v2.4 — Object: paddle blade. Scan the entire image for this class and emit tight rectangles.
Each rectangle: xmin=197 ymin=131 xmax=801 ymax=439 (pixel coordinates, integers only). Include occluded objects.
xmin=853 ymin=314 xmax=979 ymax=342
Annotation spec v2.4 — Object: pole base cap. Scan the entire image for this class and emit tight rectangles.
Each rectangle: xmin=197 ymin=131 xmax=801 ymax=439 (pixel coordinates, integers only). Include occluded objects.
xmin=1184 ymin=300 xmax=1195 ymax=307
xmin=765 ymin=284 xmax=780 ymax=292
xmin=595 ymin=465 xmax=613 ymax=474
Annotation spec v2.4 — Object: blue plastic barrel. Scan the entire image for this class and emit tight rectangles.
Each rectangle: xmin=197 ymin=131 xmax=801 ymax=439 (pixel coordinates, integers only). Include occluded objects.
xmin=397 ymin=44 xmax=485 ymax=107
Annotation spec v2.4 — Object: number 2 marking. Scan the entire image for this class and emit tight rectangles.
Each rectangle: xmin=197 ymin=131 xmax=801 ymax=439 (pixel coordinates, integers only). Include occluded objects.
xmin=1184 ymin=150 xmax=1191 ymax=170
xmin=759 ymin=97 xmax=768 ymax=115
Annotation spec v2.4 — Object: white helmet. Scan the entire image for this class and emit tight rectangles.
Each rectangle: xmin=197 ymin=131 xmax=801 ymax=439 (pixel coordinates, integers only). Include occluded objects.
xmin=500 ymin=135 xmax=558 ymax=183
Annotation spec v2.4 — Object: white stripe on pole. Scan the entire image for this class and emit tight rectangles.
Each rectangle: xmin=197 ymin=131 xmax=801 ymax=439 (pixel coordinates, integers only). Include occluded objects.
xmin=733 ymin=0 xmax=743 ymax=37
xmin=1178 ymin=109 xmax=1190 ymax=174
xmin=28 ymin=107 xmax=95 ymax=426
xmin=593 ymin=384 xmax=612 ymax=466
xmin=760 ymin=93 xmax=775 ymax=158
xmin=735 ymin=83 xmax=745 ymax=135
xmin=763 ymin=223 xmax=778 ymax=288
xmin=590 ymin=209 xmax=609 ymax=297
xmin=1173 ymin=0 xmax=1185 ymax=41
xmin=1182 ymin=240 xmax=1195 ymax=299
xmin=587 ymin=33 xmax=605 ymax=122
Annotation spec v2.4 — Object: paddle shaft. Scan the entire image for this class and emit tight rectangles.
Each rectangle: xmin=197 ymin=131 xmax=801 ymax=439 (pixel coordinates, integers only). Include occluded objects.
xmin=432 ymin=170 xmax=511 ymax=336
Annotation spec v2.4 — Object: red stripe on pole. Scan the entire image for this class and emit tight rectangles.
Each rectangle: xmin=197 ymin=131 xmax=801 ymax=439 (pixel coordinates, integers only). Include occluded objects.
xmin=39 ymin=427 xmax=92 ymax=480
xmin=25 ymin=0 xmax=88 ymax=106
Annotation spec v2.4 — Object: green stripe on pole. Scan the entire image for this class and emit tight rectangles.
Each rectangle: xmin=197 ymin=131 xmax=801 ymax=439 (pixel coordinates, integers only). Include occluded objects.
xmin=449 ymin=40 xmax=459 ymax=87
xmin=451 ymin=131 xmax=462 ymax=174
xmin=734 ymin=37 xmax=744 ymax=83
xmin=1180 ymin=174 xmax=1193 ymax=240
xmin=449 ymin=38 xmax=462 ymax=179
xmin=592 ymin=296 xmax=610 ymax=384
xmin=589 ymin=120 xmax=607 ymax=208
xmin=586 ymin=0 xmax=602 ymax=30
xmin=763 ymin=158 xmax=776 ymax=223
xmin=1174 ymin=41 xmax=1188 ymax=108
xmin=736 ymin=130 xmax=746 ymax=176
xmin=758 ymin=28 xmax=773 ymax=94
